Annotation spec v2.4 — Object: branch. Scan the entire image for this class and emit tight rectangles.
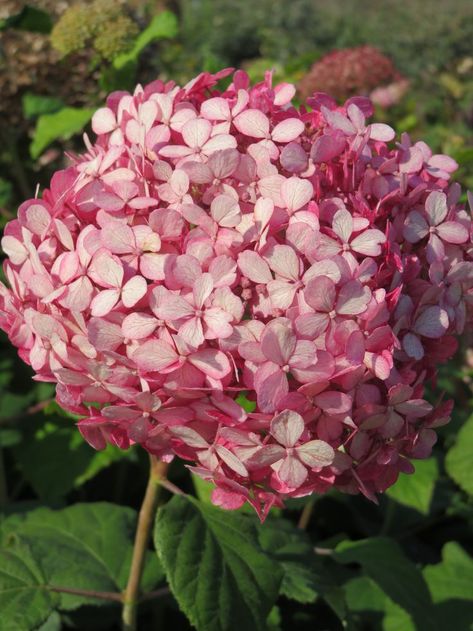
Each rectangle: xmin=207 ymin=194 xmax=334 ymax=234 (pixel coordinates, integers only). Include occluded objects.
xmin=121 ymin=455 xmax=169 ymax=630
xmin=48 ymin=586 xmax=122 ymax=602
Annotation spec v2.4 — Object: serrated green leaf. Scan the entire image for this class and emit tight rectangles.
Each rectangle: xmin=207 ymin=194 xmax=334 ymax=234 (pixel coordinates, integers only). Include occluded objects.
xmin=386 ymin=458 xmax=438 ymax=514
xmin=114 ymin=11 xmax=178 ymax=69
xmin=154 ymin=495 xmax=282 ymax=631
xmin=22 ymin=93 xmax=64 ymax=119
xmin=36 ymin=611 xmax=62 ymax=631
xmin=0 ymin=543 xmax=59 ymax=630
xmin=259 ymin=518 xmax=325 ymax=603
xmin=30 ymin=108 xmax=94 ymax=158
xmin=335 ymin=537 xmax=436 ymax=630
xmin=445 ymin=415 xmax=473 ymax=495
xmin=2 ymin=503 xmax=163 ymax=611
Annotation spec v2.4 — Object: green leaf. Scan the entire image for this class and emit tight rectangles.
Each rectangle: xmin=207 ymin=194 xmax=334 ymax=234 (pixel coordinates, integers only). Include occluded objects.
xmin=114 ymin=11 xmax=178 ymax=69
xmin=424 ymin=542 xmax=473 ymax=602
xmin=2 ymin=503 xmax=163 ymax=611
xmin=259 ymin=518 xmax=325 ymax=603
xmin=0 ymin=543 xmax=59 ymax=630
xmin=420 ymin=543 xmax=473 ymax=630
xmin=14 ymin=425 xmax=99 ymax=500
xmin=344 ymin=576 xmax=415 ymax=631
xmin=0 ymin=6 xmax=52 ymax=33
xmin=386 ymin=457 xmax=438 ymax=514
xmin=14 ymin=422 xmax=131 ymax=500
xmin=154 ymin=495 xmax=282 ymax=631
xmin=191 ymin=472 xmax=215 ymax=503
xmin=22 ymin=93 xmax=64 ymax=119
xmin=445 ymin=414 xmax=473 ymax=495
xmin=335 ymin=537 xmax=435 ymax=630
xmin=0 ymin=429 xmax=22 ymax=447
xmin=30 ymin=108 xmax=94 ymax=158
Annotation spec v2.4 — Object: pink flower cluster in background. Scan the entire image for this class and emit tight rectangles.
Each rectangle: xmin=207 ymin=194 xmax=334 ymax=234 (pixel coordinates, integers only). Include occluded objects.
xmin=1 ymin=69 xmax=472 ymax=519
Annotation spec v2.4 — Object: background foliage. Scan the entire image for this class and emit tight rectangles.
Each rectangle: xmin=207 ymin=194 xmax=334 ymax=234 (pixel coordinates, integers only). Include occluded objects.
xmin=0 ymin=1 xmax=472 ymax=629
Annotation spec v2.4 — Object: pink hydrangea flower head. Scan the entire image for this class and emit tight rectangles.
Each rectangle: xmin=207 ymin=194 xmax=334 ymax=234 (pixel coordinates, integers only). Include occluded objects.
xmin=1 ymin=69 xmax=472 ymax=520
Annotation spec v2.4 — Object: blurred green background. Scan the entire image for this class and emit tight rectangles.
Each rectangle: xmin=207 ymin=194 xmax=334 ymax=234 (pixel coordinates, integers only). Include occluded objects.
xmin=0 ymin=2 xmax=472 ymax=630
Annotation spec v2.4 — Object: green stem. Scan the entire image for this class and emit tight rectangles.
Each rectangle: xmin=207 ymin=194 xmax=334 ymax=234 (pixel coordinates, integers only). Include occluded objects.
xmin=121 ymin=455 xmax=169 ymax=631
xmin=0 ymin=448 xmax=8 ymax=508
xmin=298 ymin=496 xmax=316 ymax=530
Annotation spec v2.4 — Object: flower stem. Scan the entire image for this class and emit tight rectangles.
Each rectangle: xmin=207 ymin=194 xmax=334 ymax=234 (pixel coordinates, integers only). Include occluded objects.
xmin=122 ymin=455 xmax=169 ymax=631
xmin=0 ymin=448 xmax=8 ymax=508
xmin=298 ymin=496 xmax=316 ymax=530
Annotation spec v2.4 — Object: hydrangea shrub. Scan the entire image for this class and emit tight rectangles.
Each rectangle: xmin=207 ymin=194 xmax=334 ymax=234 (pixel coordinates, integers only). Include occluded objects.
xmin=1 ymin=69 xmax=471 ymax=520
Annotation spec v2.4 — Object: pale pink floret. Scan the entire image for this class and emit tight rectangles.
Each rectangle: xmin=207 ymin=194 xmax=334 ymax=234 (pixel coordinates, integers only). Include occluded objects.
xmin=1 ymin=70 xmax=472 ymax=519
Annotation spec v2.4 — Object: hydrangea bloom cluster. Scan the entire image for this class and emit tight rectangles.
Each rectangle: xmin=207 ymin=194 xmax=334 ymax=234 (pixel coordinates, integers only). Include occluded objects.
xmin=1 ymin=69 xmax=472 ymax=519
xmin=298 ymin=46 xmax=406 ymax=106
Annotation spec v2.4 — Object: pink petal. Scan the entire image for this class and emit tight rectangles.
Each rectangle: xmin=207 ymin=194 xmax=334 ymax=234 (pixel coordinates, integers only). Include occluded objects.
xmin=255 ymin=366 xmax=289 ymax=414
xmin=414 ymin=306 xmax=449 ymax=338
xmin=332 ymin=209 xmax=353 ymax=242
xmin=280 ymin=142 xmax=308 ymax=173
xmin=133 ymin=339 xmax=179 ymax=372
xmin=89 ymin=252 xmax=124 ymax=289
xmin=274 ymin=455 xmax=308 ymax=488
xmin=314 ymin=391 xmax=352 ymax=414
xmin=154 ymin=291 xmax=194 ymax=321
xmin=271 ymin=118 xmax=304 ymax=143
xmin=265 ymin=244 xmax=300 ymax=281
xmin=234 ymin=109 xmax=269 ymax=139
xmin=436 ymin=221 xmax=469 ymax=244
xmin=403 ymin=211 xmax=429 ymax=243
xmin=215 ymin=445 xmax=248 ymax=477
xmin=310 ymin=131 xmax=346 ymax=163
xmin=281 ymin=177 xmax=313 ymax=212
xmin=267 ymin=280 xmax=297 ymax=310
xmin=101 ymin=221 xmax=135 ymax=254
xmin=193 ymin=273 xmax=214 ymax=309
xmin=140 ymin=253 xmax=168 ymax=281
xmin=336 ymin=281 xmax=370 ymax=315
xmin=182 ymin=118 xmax=212 ymax=148
xmin=207 ymin=148 xmax=240 ymax=179
xmin=425 ymin=191 xmax=447 ymax=226
xmin=202 ymin=134 xmax=237 ymax=153
xmin=210 ymin=194 xmax=241 ymax=227
xmin=204 ymin=308 xmax=233 ymax=342
xmin=121 ymin=275 xmax=147 ymax=308
xmin=200 ymin=97 xmax=230 ymax=121
xmin=238 ymin=251 xmax=272 ymax=283
xmin=261 ymin=321 xmax=296 ymax=365
xmin=90 ymin=288 xmax=120 ymax=317
xmin=189 ymin=348 xmax=231 ymax=379
xmin=88 ymin=318 xmax=123 ymax=350
xmin=92 ymin=107 xmax=116 ymax=134
xmin=350 ymin=229 xmax=386 ymax=256
xmin=402 ymin=333 xmax=424 ymax=360
xmin=179 ymin=316 xmax=205 ymax=348
xmin=273 ymin=83 xmax=296 ymax=106
xmin=369 ymin=123 xmax=395 ymax=142
xmin=297 ymin=440 xmax=335 ymax=467
xmin=122 ymin=312 xmax=158 ymax=339
xmin=305 ymin=276 xmax=336 ymax=312
xmin=270 ymin=409 xmax=304 ymax=447
xmin=171 ymin=426 xmax=209 ymax=448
